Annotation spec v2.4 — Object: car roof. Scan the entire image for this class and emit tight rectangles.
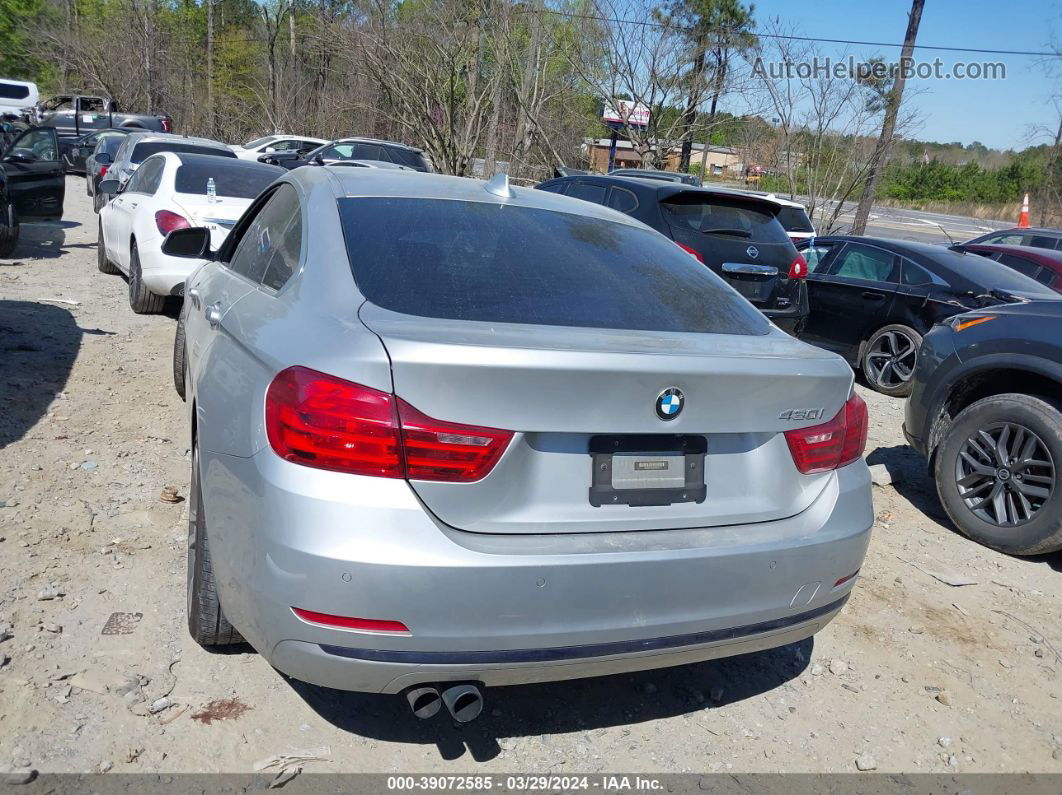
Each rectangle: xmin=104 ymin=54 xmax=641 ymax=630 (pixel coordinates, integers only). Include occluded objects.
xmin=297 ymin=168 xmax=646 ymax=228
xmin=167 ymin=151 xmax=285 ymax=172
xmin=982 ymin=226 xmax=1062 ymax=237
xmin=125 ymin=132 xmax=229 ymax=148
xmin=552 ymin=173 xmax=784 ymax=211
xmin=964 ymin=243 xmax=1062 ymax=267
xmin=332 ymin=136 xmax=424 ymax=153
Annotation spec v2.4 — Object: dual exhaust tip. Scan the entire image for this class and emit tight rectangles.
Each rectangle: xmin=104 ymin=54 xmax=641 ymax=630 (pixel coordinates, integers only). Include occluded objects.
xmin=406 ymin=684 xmax=483 ymax=723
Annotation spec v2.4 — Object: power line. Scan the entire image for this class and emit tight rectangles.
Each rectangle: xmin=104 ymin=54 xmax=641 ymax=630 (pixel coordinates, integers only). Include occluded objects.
xmin=537 ymin=8 xmax=1061 ymax=59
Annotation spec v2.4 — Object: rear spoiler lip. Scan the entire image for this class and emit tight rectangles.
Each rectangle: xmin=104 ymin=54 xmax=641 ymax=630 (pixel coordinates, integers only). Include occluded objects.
xmin=663 ymin=188 xmax=783 ymax=216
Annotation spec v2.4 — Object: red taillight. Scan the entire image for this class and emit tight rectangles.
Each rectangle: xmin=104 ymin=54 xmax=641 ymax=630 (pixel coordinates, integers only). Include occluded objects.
xmin=788 ymin=253 xmax=808 ymax=279
xmin=99 ymin=165 xmax=108 ymax=177
xmin=789 ymin=235 xmax=804 ymax=246
xmin=160 ymin=117 xmax=173 ymax=133
xmin=676 ymin=241 xmax=704 ymax=263
xmin=265 ymin=366 xmax=513 ymax=482
xmin=783 ymin=392 xmax=868 ymax=474
xmin=397 ymin=398 xmax=514 ymax=482
xmin=291 ymin=607 xmax=409 ymax=633
xmin=155 ymin=210 xmax=191 ymax=236
xmin=834 ymin=570 xmax=860 ymax=588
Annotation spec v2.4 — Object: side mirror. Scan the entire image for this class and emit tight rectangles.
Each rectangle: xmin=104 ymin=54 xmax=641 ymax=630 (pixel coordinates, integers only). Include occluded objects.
xmin=98 ymin=179 xmax=121 ymax=194
xmin=94 ymin=152 xmax=112 ymax=165
xmin=162 ymin=227 xmax=213 ymax=259
xmin=3 ymin=150 xmax=35 ymax=164
xmin=313 ymin=153 xmax=324 ymax=165
xmin=263 ymin=145 xmax=276 ymax=153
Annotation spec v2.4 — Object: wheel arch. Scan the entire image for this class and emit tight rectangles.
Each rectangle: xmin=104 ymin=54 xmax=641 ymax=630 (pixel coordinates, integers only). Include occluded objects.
xmin=927 ymin=359 xmax=1062 ymax=466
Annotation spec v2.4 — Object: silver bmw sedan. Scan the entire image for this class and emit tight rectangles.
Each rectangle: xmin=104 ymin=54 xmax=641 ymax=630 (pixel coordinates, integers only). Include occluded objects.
xmin=167 ymin=166 xmax=872 ymax=721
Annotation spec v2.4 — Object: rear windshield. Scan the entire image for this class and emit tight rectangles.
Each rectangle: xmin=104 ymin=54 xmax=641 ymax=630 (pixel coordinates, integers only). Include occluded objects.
xmin=661 ymin=196 xmax=790 ymax=244
xmin=382 ymin=146 xmax=431 ymax=172
xmin=175 ymin=161 xmax=282 ymax=198
xmin=945 ymin=251 xmax=1060 ymax=298
xmin=131 ymin=142 xmax=235 ymax=163
xmin=338 ymin=198 xmax=770 ymax=335
xmin=97 ymin=134 xmax=126 ymax=155
xmin=776 ymin=206 xmax=814 ymax=233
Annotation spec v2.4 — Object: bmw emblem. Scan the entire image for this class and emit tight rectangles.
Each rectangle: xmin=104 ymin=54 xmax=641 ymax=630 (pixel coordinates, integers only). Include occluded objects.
xmin=656 ymin=388 xmax=684 ymax=421
xmin=746 ymin=245 xmax=759 ymax=259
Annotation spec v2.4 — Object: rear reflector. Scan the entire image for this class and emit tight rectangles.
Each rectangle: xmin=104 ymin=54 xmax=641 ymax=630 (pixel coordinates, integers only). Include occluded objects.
xmin=676 ymin=241 xmax=705 ymax=263
xmin=99 ymin=165 xmax=108 ymax=177
xmin=156 ymin=209 xmax=191 ymax=236
xmin=291 ymin=607 xmax=409 ymax=633
xmin=834 ymin=570 xmax=860 ymax=588
xmin=265 ymin=366 xmax=513 ymax=482
xmin=784 ymin=392 xmax=868 ymax=474
xmin=788 ymin=253 xmax=808 ymax=279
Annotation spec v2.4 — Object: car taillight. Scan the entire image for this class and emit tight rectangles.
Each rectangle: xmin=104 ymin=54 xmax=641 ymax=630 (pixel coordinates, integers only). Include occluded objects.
xmin=265 ymin=366 xmax=513 ymax=482
xmin=676 ymin=241 xmax=704 ymax=263
xmin=99 ymin=165 xmax=108 ymax=177
xmin=155 ymin=210 xmax=191 ymax=236
xmin=783 ymin=392 xmax=868 ymax=474
xmin=787 ymin=253 xmax=808 ymax=279
xmin=160 ymin=117 xmax=173 ymax=133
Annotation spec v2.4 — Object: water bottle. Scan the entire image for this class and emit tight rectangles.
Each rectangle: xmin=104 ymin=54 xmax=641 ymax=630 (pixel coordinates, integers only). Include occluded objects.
xmin=206 ymin=177 xmax=216 ymax=204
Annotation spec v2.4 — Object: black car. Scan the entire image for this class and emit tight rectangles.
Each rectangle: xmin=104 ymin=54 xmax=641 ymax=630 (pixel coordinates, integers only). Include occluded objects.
xmin=259 ymin=137 xmax=432 ymax=172
xmin=963 ymin=226 xmax=1062 ymax=251
xmin=904 ymin=301 xmax=1062 ymax=556
xmin=85 ymin=129 xmax=130 ymax=210
xmin=797 ymin=236 xmax=1060 ymax=397
xmin=0 ymin=126 xmax=65 ymax=257
xmin=535 ymin=175 xmax=809 ymax=334
xmin=62 ymin=127 xmax=126 ymax=176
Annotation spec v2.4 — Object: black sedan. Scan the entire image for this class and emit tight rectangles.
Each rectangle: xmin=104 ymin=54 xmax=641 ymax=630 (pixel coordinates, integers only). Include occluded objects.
xmin=536 ymin=174 xmax=810 ymax=335
xmin=797 ymin=236 xmax=1059 ymax=397
xmin=904 ymin=301 xmax=1062 ymax=555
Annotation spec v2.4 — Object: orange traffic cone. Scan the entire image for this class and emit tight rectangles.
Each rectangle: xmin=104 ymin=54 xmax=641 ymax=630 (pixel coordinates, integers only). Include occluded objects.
xmin=1018 ymin=193 xmax=1030 ymax=228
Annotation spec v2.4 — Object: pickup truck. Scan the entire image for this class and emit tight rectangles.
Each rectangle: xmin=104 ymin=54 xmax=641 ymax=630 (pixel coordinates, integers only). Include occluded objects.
xmin=0 ymin=126 xmax=64 ymax=256
xmin=37 ymin=95 xmax=172 ymax=143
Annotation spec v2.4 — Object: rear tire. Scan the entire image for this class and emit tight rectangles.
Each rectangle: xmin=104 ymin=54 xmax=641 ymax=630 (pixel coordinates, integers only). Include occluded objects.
xmin=97 ymin=219 xmax=119 ymax=274
xmin=934 ymin=393 xmax=1062 ymax=556
xmin=0 ymin=202 xmax=19 ymax=257
xmin=861 ymin=324 xmax=921 ymax=398
xmin=128 ymin=241 xmax=165 ymax=314
xmin=187 ymin=438 xmax=244 ymax=647
xmin=173 ymin=318 xmax=187 ymax=401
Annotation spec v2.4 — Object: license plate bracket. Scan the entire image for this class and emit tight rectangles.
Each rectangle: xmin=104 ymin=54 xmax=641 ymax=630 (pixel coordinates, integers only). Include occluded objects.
xmin=588 ymin=435 xmax=706 ymax=507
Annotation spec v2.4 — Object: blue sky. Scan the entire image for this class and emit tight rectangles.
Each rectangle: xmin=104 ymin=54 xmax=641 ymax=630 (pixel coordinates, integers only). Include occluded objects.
xmin=749 ymin=0 xmax=1059 ymax=150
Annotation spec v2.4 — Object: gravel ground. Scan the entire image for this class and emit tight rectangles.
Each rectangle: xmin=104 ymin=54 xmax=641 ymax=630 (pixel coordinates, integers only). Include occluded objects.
xmin=1 ymin=179 xmax=1061 ymax=777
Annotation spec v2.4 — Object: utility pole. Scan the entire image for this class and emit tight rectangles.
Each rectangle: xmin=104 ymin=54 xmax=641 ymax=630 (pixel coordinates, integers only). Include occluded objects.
xmin=850 ymin=0 xmax=925 ymax=235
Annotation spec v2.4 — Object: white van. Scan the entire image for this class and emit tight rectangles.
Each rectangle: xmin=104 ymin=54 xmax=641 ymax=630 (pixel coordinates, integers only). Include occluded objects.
xmin=0 ymin=79 xmax=40 ymax=119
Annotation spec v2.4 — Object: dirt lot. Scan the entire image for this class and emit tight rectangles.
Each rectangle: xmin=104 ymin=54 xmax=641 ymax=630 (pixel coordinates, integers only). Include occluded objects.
xmin=1 ymin=179 xmax=1061 ymax=777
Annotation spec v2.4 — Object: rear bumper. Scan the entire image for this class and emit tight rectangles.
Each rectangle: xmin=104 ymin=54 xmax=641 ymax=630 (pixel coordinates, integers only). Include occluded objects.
xmin=762 ymin=283 xmax=809 ymax=336
xmin=138 ymin=243 xmax=200 ymax=295
xmin=202 ymin=449 xmax=873 ymax=694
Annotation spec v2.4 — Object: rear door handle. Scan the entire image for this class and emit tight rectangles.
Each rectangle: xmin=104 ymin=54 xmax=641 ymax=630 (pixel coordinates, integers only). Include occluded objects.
xmin=205 ymin=302 xmax=223 ymax=329
xmin=861 ymin=292 xmax=886 ymax=301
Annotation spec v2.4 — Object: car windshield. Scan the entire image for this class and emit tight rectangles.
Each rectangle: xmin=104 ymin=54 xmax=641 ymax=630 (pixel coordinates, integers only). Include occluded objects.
xmin=131 ymin=141 xmax=235 ymax=163
xmin=242 ymin=136 xmax=276 ymax=149
xmin=776 ymin=206 xmax=814 ymax=233
xmin=338 ymin=197 xmax=770 ymax=335
xmin=174 ymin=161 xmax=282 ymax=198
xmin=662 ymin=195 xmax=790 ymax=243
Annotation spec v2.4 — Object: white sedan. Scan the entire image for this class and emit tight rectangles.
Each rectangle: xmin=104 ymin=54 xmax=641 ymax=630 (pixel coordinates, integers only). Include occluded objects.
xmin=229 ymin=134 xmax=328 ymax=161
xmin=97 ymin=151 xmax=284 ymax=313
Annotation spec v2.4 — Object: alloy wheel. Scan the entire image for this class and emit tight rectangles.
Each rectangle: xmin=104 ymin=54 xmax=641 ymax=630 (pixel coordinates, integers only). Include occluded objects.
xmin=954 ymin=421 xmax=1056 ymax=527
xmin=865 ymin=330 xmax=917 ymax=390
